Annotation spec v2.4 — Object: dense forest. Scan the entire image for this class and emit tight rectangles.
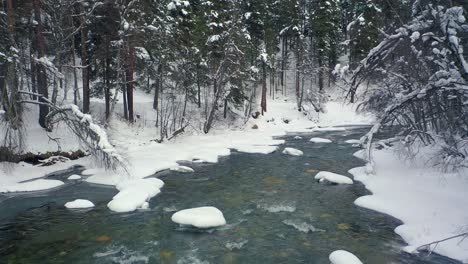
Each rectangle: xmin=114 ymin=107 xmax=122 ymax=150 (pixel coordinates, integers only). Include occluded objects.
xmin=1 ymin=0 xmax=467 ymax=168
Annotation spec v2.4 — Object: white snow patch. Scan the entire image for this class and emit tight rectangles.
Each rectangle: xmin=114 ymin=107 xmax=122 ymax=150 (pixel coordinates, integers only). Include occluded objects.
xmin=65 ymin=199 xmax=95 ymax=209
xmin=82 ymin=168 xmax=100 ymax=176
xmin=315 ymin=171 xmax=353 ymax=185
xmin=310 ymin=137 xmax=332 ymax=143
xmin=329 ymin=250 xmax=363 ymax=264
xmin=67 ymin=174 xmax=82 ymax=180
xmin=312 ymin=127 xmax=346 ymax=132
xmin=410 ymin=31 xmax=421 ymax=42
xmin=107 ymin=178 xmax=164 ymax=213
xmin=170 ymin=166 xmax=194 ymax=173
xmin=234 ymin=145 xmax=278 ymax=154
xmin=345 ymin=139 xmax=361 ymax=144
xmin=282 ymin=147 xmax=304 ymax=156
xmin=171 ymin=206 xmax=226 ymax=228
xmin=0 ymin=179 xmax=64 ymax=193
xmin=293 ymin=136 xmax=303 ymax=140
xmin=349 ymin=146 xmax=468 ymax=262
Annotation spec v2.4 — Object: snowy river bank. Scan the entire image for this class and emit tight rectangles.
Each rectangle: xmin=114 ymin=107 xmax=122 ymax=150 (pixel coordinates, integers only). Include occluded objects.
xmin=0 ymin=127 xmax=463 ymax=263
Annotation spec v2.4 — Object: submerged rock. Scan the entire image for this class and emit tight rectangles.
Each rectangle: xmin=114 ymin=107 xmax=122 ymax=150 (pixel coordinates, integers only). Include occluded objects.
xmin=171 ymin=206 xmax=226 ymax=228
xmin=225 ymin=239 xmax=248 ymax=250
xmin=95 ymin=235 xmax=112 ymax=243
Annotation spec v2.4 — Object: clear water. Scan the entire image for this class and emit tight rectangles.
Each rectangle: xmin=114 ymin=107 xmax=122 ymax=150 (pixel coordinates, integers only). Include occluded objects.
xmin=0 ymin=127 xmax=461 ymax=264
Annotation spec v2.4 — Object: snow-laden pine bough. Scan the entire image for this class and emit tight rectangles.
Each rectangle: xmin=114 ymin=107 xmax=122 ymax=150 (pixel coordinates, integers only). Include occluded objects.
xmin=15 ymin=90 xmax=126 ymax=171
xmin=346 ymin=3 xmax=468 ymax=170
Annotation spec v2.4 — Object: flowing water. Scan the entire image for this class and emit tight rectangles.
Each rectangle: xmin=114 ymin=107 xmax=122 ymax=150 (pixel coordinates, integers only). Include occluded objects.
xmin=0 ymin=127 xmax=461 ymax=264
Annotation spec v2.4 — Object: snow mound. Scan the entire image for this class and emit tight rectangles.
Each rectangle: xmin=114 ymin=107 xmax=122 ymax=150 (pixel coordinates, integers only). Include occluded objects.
xmin=312 ymin=126 xmax=346 ymax=132
xmin=345 ymin=139 xmax=361 ymax=144
xmin=81 ymin=168 xmax=100 ymax=176
xmin=310 ymin=137 xmax=332 ymax=143
xmin=315 ymin=171 xmax=353 ymax=185
xmin=171 ymin=206 xmax=226 ymax=228
xmin=329 ymin=250 xmax=363 ymax=264
xmin=170 ymin=166 xmax=194 ymax=173
xmin=282 ymin=147 xmax=304 ymax=156
xmin=67 ymin=174 xmax=82 ymax=180
xmin=0 ymin=179 xmax=64 ymax=193
xmin=107 ymin=178 xmax=164 ymax=213
xmin=65 ymin=199 xmax=95 ymax=209
xmin=234 ymin=145 xmax=278 ymax=154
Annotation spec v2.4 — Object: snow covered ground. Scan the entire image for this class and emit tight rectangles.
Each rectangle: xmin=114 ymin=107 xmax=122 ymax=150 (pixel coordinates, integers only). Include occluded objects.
xmin=350 ymin=147 xmax=468 ymax=262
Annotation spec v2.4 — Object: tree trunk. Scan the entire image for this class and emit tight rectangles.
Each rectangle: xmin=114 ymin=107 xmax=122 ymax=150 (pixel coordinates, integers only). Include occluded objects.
xmin=0 ymin=63 xmax=6 ymax=111
xmin=223 ymin=98 xmax=228 ymax=119
xmin=70 ymin=37 xmax=79 ymax=105
xmin=105 ymin=40 xmax=111 ymax=120
xmin=123 ymin=84 xmax=128 ymax=120
xmin=318 ymin=55 xmax=324 ymax=92
xmin=203 ymin=76 xmax=221 ymax=134
xmin=80 ymin=3 xmax=90 ymax=113
xmin=33 ymin=0 xmax=49 ymax=128
xmin=125 ymin=44 xmax=134 ymax=123
xmin=295 ymin=36 xmax=301 ymax=105
xmin=30 ymin=47 xmax=37 ymax=100
xmin=153 ymin=64 xmax=162 ymax=110
xmin=261 ymin=61 xmax=267 ymax=115
xmin=196 ymin=64 xmax=201 ymax=108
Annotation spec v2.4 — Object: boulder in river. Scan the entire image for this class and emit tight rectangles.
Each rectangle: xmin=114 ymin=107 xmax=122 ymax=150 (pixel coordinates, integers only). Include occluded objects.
xmin=171 ymin=206 xmax=226 ymax=228
xmin=329 ymin=250 xmax=363 ymax=264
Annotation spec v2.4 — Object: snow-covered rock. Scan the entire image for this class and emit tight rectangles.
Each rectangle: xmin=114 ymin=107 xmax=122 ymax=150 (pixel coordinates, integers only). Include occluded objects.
xmin=310 ymin=137 xmax=332 ymax=143
xmin=0 ymin=179 xmax=64 ymax=193
xmin=282 ymin=147 xmax=304 ymax=156
xmin=312 ymin=126 xmax=346 ymax=132
xmin=329 ymin=250 xmax=363 ymax=264
xmin=65 ymin=199 xmax=95 ymax=209
xmin=345 ymin=139 xmax=361 ymax=144
xmin=170 ymin=166 xmax=194 ymax=173
xmin=107 ymin=178 xmax=164 ymax=213
xmin=67 ymin=174 xmax=82 ymax=180
xmin=315 ymin=171 xmax=353 ymax=185
xmin=171 ymin=206 xmax=226 ymax=228
xmin=294 ymin=136 xmax=303 ymax=140
xmin=234 ymin=145 xmax=278 ymax=154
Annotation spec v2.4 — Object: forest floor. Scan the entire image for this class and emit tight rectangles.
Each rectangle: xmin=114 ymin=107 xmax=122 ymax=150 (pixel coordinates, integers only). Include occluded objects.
xmin=1 ymin=94 xmax=467 ymax=262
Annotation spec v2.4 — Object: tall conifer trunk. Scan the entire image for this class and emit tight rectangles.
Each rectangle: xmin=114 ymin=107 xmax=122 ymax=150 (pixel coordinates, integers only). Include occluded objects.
xmin=33 ymin=0 xmax=49 ymax=128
